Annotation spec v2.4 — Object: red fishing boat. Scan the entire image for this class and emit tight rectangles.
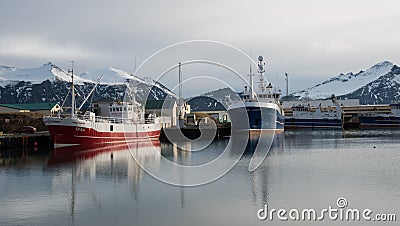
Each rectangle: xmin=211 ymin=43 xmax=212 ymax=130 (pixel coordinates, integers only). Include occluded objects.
xmin=43 ymin=63 xmax=162 ymax=148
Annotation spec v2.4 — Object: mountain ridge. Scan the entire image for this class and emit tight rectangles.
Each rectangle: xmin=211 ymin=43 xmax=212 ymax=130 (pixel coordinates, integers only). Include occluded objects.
xmin=287 ymin=61 xmax=400 ymax=104
xmin=2 ymin=60 xmax=399 ymax=107
xmin=0 ymin=62 xmax=176 ymax=105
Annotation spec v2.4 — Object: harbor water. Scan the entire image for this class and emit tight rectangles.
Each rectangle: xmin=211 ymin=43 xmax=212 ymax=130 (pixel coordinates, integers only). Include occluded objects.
xmin=1 ymin=130 xmax=399 ymax=225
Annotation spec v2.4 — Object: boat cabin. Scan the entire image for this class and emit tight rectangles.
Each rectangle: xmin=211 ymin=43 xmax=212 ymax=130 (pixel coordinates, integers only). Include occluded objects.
xmin=241 ymin=84 xmax=281 ymax=102
xmin=109 ymin=103 xmax=144 ymax=122
xmin=292 ymin=105 xmax=312 ymax=112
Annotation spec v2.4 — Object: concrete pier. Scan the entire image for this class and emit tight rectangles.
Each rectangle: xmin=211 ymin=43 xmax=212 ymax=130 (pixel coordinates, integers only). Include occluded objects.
xmin=0 ymin=131 xmax=52 ymax=151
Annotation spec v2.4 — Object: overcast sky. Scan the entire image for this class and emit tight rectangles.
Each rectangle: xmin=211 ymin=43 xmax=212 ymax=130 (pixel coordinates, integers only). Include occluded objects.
xmin=1 ymin=0 xmax=399 ymax=96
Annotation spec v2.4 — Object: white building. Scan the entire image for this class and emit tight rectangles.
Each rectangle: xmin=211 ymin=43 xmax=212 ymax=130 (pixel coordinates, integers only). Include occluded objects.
xmin=145 ymin=99 xmax=178 ymax=128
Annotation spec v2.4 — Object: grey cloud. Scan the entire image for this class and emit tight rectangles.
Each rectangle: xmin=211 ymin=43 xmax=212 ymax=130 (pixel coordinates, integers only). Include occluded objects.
xmin=1 ymin=0 xmax=399 ymax=94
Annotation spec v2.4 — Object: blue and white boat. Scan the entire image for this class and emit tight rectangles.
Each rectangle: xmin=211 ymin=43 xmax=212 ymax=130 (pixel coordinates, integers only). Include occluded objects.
xmin=359 ymin=102 xmax=400 ymax=128
xmin=284 ymin=95 xmax=343 ymax=129
xmin=228 ymin=56 xmax=285 ymax=135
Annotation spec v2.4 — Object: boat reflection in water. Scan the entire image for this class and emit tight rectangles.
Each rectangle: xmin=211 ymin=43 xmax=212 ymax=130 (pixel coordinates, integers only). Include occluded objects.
xmin=47 ymin=140 xmax=162 ymax=225
xmin=48 ymin=140 xmax=161 ymax=165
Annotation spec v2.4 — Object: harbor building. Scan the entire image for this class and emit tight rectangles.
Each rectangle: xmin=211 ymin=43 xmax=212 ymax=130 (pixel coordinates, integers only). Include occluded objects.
xmin=0 ymin=103 xmax=61 ymax=115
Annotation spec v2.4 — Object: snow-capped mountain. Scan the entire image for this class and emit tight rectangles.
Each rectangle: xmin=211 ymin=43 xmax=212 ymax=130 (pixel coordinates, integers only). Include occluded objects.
xmin=0 ymin=63 xmax=176 ymax=105
xmin=0 ymin=62 xmax=91 ymax=86
xmin=80 ymin=67 xmax=139 ymax=84
xmin=187 ymin=87 xmax=240 ymax=111
xmin=288 ymin=61 xmax=400 ymax=104
xmin=80 ymin=67 xmax=176 ymax=97
xmin=188 ymin=96 xmax=226 ymax=112
xmin=339 ymin=65 xmax=400 ymax=104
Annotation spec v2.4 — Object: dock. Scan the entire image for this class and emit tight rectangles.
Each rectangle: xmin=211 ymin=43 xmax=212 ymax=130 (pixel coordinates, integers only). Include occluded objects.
xmin=160 ymin=126 xmax=231 ymax=142
xmin=0 ymin=131 xmax=52 ymax=153
xmin=0 ymin=104 xmax=397 ymax=153
xmin=341 ymin=105 xmax=391 ymax=129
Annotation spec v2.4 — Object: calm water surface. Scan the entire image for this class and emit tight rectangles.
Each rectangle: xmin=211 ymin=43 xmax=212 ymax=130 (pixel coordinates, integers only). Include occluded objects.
xmin=1 ymin=130 xmax=399 ymax=225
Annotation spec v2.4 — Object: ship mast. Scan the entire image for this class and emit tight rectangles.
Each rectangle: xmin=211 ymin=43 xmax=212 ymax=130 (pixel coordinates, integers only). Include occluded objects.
xmin=178 ymin=62 xmax=182 ymax=103
xmin=68 ymin=61 xmax=75 ymax=117
xmin=285 ymin=73 xmax=289 ymax=96
xmin=248 ymin=65 xmax=255 ymax=100
xmin=257 ymin=56 xmax=266 ymax=91
xmin=257 ymin=56 xmax=265 ymax=73
xmin=178 ymin=62 xmax=185 ymax=120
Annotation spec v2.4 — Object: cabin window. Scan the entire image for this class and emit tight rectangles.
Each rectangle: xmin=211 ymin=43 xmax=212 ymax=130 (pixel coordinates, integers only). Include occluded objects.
xmin=110 ymin=125 xmax=114 ymax=131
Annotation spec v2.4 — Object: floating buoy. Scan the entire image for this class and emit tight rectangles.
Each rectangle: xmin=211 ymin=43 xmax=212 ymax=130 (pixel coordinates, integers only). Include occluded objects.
xmin=373 ymin=145 xmax=376 ymax=149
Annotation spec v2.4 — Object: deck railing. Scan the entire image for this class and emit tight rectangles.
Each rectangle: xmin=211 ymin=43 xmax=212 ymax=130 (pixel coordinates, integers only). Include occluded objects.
xmin=44 ymin=113 xmax=156 ymax=124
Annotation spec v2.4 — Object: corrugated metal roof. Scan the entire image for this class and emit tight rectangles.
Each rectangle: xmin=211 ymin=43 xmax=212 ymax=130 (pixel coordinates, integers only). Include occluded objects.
xmin=145 ymin=99 xmax=176 ymax=109
xmin=0 ymin=103 xmax=59 ymax=110
xmin=93 ymin=98 xmax=117 ymax=103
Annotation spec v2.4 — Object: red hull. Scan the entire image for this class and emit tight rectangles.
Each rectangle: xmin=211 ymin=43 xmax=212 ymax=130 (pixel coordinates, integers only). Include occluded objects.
xmin=47 ymin=125 xmax=161 ymax=147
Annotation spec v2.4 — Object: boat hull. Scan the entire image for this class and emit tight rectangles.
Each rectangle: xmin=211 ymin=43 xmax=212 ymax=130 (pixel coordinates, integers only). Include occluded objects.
xmin=228 ymin=102 xmax=285 ymax=134
xmin=284 ymin=118 xmax=342 ymax=129
xmin=43 ymin=117 xmax=161 ymax=147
